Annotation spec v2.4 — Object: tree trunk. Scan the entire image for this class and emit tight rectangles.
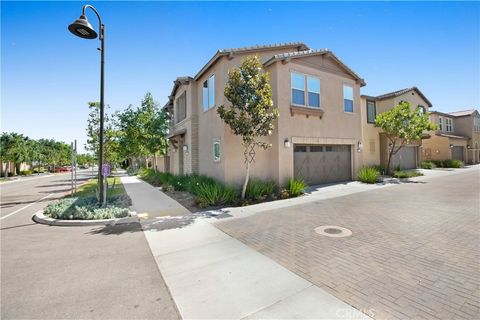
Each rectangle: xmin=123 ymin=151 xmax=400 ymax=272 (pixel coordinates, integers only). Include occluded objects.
xmin=241 ymin=159 xmax=250 ymax=200
xmin=153 ymin=153 xmax=157 ymax=172
xmin=5 ymin=161 xmax=9 ymax=179
xmin=386 ymin=150 xmax=393 ymax=176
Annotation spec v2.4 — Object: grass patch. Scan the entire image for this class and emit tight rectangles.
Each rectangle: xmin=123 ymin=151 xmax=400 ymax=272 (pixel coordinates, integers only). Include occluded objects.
xmin=432 ymin=159 xmax=464 ymax=168
xmin=421 ymin=161 xmax=436 ymax=169
xmin=286 ymin=178 xmax=307 ymax=197
xmin=393 ymin=170 xmax=424 ymax=179
xmin=44 ymin=176 xmax=131 ymax=220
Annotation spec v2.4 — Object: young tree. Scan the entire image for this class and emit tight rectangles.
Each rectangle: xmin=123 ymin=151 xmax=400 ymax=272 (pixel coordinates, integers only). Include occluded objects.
xmin=85 ymin=102 xmax=122 ymax=166
xmin=375 ymin=101 xmax=436 ymax=174
xmin=217 ymin=56 xmax=279 ymax=199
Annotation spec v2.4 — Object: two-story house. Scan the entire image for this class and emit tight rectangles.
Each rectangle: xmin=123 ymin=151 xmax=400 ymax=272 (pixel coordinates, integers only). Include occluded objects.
xmin=163 ymin=42 xmax=366 ymax=185
xmin=422 ymin=109 xmax=480 ymax=164
xmin=360 ymin=87 xmax=432 ymax=170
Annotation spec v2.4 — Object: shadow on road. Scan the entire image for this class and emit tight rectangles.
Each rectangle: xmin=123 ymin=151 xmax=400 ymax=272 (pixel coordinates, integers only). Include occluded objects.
xmin=1 ymin=223 xmax=37 ymax=231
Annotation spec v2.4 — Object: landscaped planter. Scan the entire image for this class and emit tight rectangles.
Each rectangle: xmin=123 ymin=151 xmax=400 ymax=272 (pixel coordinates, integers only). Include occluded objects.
xmin=33 ymin=210 xmax=138 ymax=227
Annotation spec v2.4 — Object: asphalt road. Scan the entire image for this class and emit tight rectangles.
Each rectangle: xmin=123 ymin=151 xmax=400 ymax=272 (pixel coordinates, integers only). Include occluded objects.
xmin=0 ymin=171 xmax=180 ymax=319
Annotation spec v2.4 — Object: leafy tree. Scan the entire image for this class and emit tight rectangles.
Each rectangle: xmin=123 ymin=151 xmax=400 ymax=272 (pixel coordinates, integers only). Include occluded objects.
xmin=375 ymin=101 xmax=437 ymax=174
xmin=217 ymin=55 xmax=279 ymax=199
xmin=115 ymin=93 xmax=169 ymax=170
xmin=0 ymin=132 xmax=28 ymax=176
xmin=85 ymin=102 xmax=122 ymax=166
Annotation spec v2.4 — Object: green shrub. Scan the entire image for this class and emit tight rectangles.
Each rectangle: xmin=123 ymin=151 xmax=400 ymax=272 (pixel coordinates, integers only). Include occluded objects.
xmin=245 ymin=179 xmax=277 ymax=201
xmin=421 ymin=161 xmax=435 ymax=169
xmin=194 ymin=182 xmax=238 ymax=208
xmin=286 ymin=178 xmax=306 ymax=197
xmin=19 ymin=170 xmax=32 ymax=176
xmin=431 ymin=159 xmax=464 ymax=168
xmin=127 ymin=166 xmax=140 ymax=176
xmin=44 ymin=194 xmax=131 ymax=220
xmin=358 ymin=167 xmax=379 ymax=184
xmin=393 ymin=170 xmax=424 ymax=179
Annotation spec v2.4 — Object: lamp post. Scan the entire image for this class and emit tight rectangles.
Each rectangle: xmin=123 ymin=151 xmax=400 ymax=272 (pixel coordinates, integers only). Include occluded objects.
xmin=68 ymin=5 xmax=105 ymax=206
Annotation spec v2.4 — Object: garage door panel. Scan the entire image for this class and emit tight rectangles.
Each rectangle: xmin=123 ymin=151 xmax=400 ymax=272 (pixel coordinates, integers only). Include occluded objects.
xmin=294 ymin=145 xmax=351 ymax=185
xmin=452 ymin=146 xmax=464 ymax=161
xmin=391 ymin=146 xmax=417 ymax=170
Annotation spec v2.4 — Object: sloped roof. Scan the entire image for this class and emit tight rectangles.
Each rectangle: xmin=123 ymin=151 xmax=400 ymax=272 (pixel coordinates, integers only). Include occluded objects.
xmin=194 ymin=42 xmax=309 ymax=80
xmin=448 ymin=109 xmax=477 ymax=117
xmin=374 ymin=86 xmax=432 ymax=107
xmin=263 ymin=49 xmax=366 ymax=86
xmin=163 ymin=76 xmax=193 ymax=110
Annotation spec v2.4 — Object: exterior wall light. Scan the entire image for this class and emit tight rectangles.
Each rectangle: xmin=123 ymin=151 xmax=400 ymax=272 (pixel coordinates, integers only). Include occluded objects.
xmin=183 ymin=145 xmax=188 ymax=152
xmin=284 ymin=138 xmax=291 ymax=148
xmin=450 ymin=144 xmax=454 ymax=149
xmin=467 ymin=145 xmax=471 ymax=149
xmin=357 ymin=142 xmax=362 ymax=152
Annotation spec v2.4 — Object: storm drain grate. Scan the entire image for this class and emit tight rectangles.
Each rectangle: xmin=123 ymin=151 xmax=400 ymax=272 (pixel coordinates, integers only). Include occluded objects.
xmin=315 ymin=225 xmax=352 ymax=238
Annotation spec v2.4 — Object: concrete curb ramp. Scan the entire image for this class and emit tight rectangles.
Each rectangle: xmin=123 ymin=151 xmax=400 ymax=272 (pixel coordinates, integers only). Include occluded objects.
xmin=32 ymin=210 xmax=138 ymax=227
xmin=143 ymin=219 xmax=372 ymax=320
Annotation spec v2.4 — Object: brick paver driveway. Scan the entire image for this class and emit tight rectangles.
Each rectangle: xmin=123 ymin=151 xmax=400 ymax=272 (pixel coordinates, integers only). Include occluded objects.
xmin=216 ymin=169 xmax=480 ymax=320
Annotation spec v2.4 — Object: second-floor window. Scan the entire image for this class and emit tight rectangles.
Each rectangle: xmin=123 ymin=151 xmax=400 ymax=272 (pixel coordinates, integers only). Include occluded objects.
xmin=176 ymin=91 xmax=186 ymax=123
xmin=438 ymin=117 xmax=443 ymax=130
xmin=203 ymin=74 xmax=215 ymax=111
xmin=418 ymin=105 xmax=426 ymax=115
xmin=291 ymin=72 xmax=321 ymax=108
xmin=446 ymin=118 xmax=453 ymax=132
xmin=367 ymin=101 xmax=376 ymax=123
xmin=343 ymin=85 xmax=353 ymax=112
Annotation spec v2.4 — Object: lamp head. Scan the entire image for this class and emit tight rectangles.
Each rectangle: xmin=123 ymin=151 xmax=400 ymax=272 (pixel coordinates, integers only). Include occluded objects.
xmin=68 ymin=15 xmax=97 ymax=39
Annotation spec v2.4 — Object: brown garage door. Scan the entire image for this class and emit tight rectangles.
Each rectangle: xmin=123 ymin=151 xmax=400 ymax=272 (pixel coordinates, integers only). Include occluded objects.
xmin=452 ymin=146 xmax=464 ymax=161
xmin=391 ymin=146 xmax=417 ymax=170
xmin=294 ymin=145 xmax=351 ymax=185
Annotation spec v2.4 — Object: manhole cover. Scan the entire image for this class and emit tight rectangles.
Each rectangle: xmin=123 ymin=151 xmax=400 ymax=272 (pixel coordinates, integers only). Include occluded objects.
xmin=315 ymin=225 xmax=352 ymax=238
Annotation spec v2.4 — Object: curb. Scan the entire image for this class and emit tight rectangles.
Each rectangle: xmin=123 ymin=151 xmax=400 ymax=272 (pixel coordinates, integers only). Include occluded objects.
xmin=32 ymin=210 xmax=139 ymax=227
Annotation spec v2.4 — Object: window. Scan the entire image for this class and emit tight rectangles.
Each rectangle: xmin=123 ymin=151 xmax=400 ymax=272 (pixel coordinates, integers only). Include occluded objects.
xmin=446 ymin=118 xmax=453 ymax=132
xmin=343 ymin=85 xmax=353 ymax=112
xmin=176 ymin=91 xmax=186 ymax=123
xmin=367 ymin=101 xmax=376 ymax=123
xmin=438 ymin=117 xmax=443 ymax=131
xmin=213 ymin=141 xmax=221 ymax=162
xmin=310 ymin=146 xmax=323 ymax=152
xmin=307 ymin=77 xmax=320 ymax=108
xmin=291 ymin=72 xmax=305 ymax=105
xmin=294 ymin=145 xmax=307 ymax=152
xmin=418 ymin=105 xmax=426 ymax=115
xmin=203 ymin=74 xmax=215 ymax=111
xmin=291 ymin=72 xmax=321 ymax=107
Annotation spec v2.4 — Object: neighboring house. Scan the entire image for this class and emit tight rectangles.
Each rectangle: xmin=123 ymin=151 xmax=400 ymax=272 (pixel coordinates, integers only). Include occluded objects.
xmin=422 ymin=109 xmax=480 ymax=164
xmin=360 ymin=87 xmax=432 ymax=170
xmin=163 ymin=42 xmax=366 ymax=185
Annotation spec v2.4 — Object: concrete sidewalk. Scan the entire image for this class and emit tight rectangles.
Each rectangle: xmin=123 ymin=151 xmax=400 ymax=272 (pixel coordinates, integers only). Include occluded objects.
xmin=121 ymin=176 xmax=370 ymax=319
xmin=121 ymin=175 xmax=190 ymax=219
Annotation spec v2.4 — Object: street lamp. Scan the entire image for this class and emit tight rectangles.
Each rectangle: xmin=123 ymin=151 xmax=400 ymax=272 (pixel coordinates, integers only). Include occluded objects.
xmin=68 ymin=4 xmax=106 ymax=206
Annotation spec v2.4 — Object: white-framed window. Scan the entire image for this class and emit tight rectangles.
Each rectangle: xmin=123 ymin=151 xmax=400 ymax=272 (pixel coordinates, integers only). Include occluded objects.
xmin=203 ymin=74 xmax=215 ymax=111
xmin=213 ymin=140 xmax=221 ymax=162
xmin=291 ymin=72 xmax=306 ymax=106
xmin=446 ymin=118 xmax=453 ymax=132
xmin=291 ymin=72 xmax=321 ymax=108
xmin=343 ymin=85 xmax=353 ymax=112
xmin=438 ymin=117 xmax=443 ymax=131
xmin=307 ymin=76 xmax=320 ymax=108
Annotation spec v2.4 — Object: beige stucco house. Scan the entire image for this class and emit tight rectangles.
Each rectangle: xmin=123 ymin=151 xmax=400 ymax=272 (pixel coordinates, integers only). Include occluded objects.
xmin=163 ymin=42 xmax=367 ymax=185
xmin=422 ymin=109 xmax=480 ymax=164
xmin=360 ymin=87 xmax=432 ymax=170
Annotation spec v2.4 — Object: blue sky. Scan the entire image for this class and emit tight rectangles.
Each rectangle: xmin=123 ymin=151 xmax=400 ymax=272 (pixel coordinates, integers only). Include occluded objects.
xmin=2 ymin=1 xmax=479 ymax=153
